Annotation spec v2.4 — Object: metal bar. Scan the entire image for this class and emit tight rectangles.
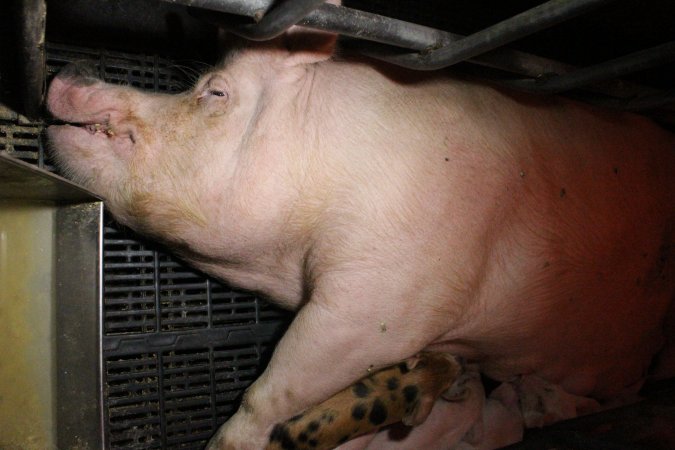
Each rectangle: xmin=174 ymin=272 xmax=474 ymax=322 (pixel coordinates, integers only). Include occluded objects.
xmin=229 ymin=0 xmax=326 ymax=41
xmin=18 ymin=0 xmax=47 ymax=119
xmin=300 ymin=3 xmax=447 ymax=52
xmin=164 ymin=0 xmax=673 ymax=104
xmin=508 ymin=41 xmax=675 ymax=94
xmin=624 ymin=89 xmax=675 ymax=111
xmin=160 ymin=0 xmax=271 ymax=17
xmin=367 ymin=0 xmax=615 ymax=70
xmin=303 ymin=5 xmax=580 ymax=80
xmin=596 ymin=89 xmax=675 ymax=112
xmin=182 ymin=1 xmax=579 ymax=80
xmin=186 ymin=0 xmax=611 ymax=73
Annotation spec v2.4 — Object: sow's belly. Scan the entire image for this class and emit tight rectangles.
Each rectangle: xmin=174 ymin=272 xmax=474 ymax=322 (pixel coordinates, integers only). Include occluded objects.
xmin=421 ymin=120 xmax=674 ymax=399
xmin=426 ymin=251 xmax=673 ymax=399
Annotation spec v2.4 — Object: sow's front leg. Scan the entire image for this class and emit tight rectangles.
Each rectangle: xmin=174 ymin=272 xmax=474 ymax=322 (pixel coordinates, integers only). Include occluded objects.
xmin=265 ymin=352 xmax=465 ymax=450
xmin=206 ymin=269 xmax=460 ymax=450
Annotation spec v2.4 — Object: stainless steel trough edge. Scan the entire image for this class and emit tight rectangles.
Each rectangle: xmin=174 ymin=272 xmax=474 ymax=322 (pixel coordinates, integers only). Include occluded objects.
xmin=0 ymin=153 xmax=104 ymax=450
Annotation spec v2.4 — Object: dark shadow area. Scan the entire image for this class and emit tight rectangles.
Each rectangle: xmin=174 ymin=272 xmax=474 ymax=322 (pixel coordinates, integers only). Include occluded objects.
xmin=0 ymin=0 xmax=22 ymax=115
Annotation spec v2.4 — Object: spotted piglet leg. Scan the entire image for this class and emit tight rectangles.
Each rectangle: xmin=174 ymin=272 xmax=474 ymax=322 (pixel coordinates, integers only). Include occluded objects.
xmin=265 ymin=353 xmax=464 ymax=450
xmin=362 ymin=371 xmax=486 ymax=449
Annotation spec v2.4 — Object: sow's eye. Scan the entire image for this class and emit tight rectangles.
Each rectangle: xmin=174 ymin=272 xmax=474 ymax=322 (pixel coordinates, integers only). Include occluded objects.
xmin=196 ymin=74 xmax=230 ymax=116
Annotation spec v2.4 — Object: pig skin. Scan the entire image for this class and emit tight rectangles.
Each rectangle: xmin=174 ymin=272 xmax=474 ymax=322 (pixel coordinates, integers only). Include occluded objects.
xmin=46 ymin=31 xmax=675 ymax=450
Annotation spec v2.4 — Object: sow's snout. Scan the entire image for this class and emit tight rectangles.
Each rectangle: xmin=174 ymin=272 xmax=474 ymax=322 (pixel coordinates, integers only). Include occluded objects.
xmin=48 ymin=62 xmax=101 ymax=107
xmin=46 ymin=59 xmax=145 ymax=167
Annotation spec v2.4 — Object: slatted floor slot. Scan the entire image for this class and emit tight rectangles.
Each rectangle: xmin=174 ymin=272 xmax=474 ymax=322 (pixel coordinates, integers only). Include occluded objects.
xmin=213 ymin=345 xmax=263 ymax=422
xmin=107 ymin=353 xmax=162 ymax=449
xmin=163 ymin=349 xmax=214 ymax=448
xmin=160 ymin=258 xmax=211 ymax=331
xmin=104 ymin=225 xmax=159 ymax=335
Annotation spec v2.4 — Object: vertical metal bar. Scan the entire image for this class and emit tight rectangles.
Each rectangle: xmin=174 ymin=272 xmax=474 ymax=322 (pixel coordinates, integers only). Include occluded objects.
xmin=17 ymin=0 xmax=46 ymax=119
xmin=154 ymin=249 xmax=161 ymax=333
xmin=158 ymin=351 xmax=167 ymax=449
xmin=55 ymin=202 xmax=105 ymax=450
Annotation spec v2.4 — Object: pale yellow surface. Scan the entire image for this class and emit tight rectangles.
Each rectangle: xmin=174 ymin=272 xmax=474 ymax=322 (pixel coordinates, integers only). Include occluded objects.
xmin=0 ymin=201 xmax=56 ymax=450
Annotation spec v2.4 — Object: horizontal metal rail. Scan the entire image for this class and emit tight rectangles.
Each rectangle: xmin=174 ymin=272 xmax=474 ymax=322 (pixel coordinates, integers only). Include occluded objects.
xmin=364 ymin=0 xmax=614 ymax=71
xmin=161 ymin=0 xmax=674 ymax=111
xmin=595 ymin=88 xmax=675 ymax=112
xmin=509 ymin=41 xmax=675 ymax=94
xmin=178 ymin=0 xmax=584 ymax=79
xmin=213 ymin=0 xmax=326 ymax=40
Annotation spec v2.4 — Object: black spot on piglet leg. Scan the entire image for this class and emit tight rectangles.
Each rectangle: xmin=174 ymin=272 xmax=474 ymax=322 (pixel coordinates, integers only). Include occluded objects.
xmin=306 ymin=421 xmax=320 ymax=434
xmin=269 ymin=424 xmax=297 ymax=450
xmin=368 ymin=398 xmax=388 ymax=426
xmin=403 ymin=385 xmax=419 ymax=403
xmin=352 ymin=381 xmax=371 ymax=398
xmin=352 ymin=403 xmax=367 ymax=421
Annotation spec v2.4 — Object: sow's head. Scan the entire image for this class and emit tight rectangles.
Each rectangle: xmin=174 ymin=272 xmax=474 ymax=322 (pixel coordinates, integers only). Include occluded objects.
xmin=46 ymin=32 xmax=336 ymax=246
xmin=45 ymin=59 xmax=248 ymax=234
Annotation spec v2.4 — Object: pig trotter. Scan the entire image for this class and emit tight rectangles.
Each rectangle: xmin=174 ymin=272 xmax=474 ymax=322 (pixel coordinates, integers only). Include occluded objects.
xmin=265 ymin=353 xmax=463 ymax=450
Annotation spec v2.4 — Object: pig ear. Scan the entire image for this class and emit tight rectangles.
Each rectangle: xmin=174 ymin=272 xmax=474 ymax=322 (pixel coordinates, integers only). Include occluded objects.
xmin=280 ymin=28 xmax=338 ymax=66
xmin=276 ymin=0 xmax=340 ymax=66
xmin=214 ymin=27 xmax=336 ymax=67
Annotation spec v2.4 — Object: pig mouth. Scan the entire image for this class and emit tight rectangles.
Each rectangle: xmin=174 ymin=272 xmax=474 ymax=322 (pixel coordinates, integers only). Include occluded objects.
xmin=48 ymin=117 xmax=137 ymax=159
xmin=52 ymin=119 xmax=135 ymax=143
xmin=82 ymin=122 xmax=115 ymax=137
xmin=67 ymin=121 xmax=117 ymax=137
